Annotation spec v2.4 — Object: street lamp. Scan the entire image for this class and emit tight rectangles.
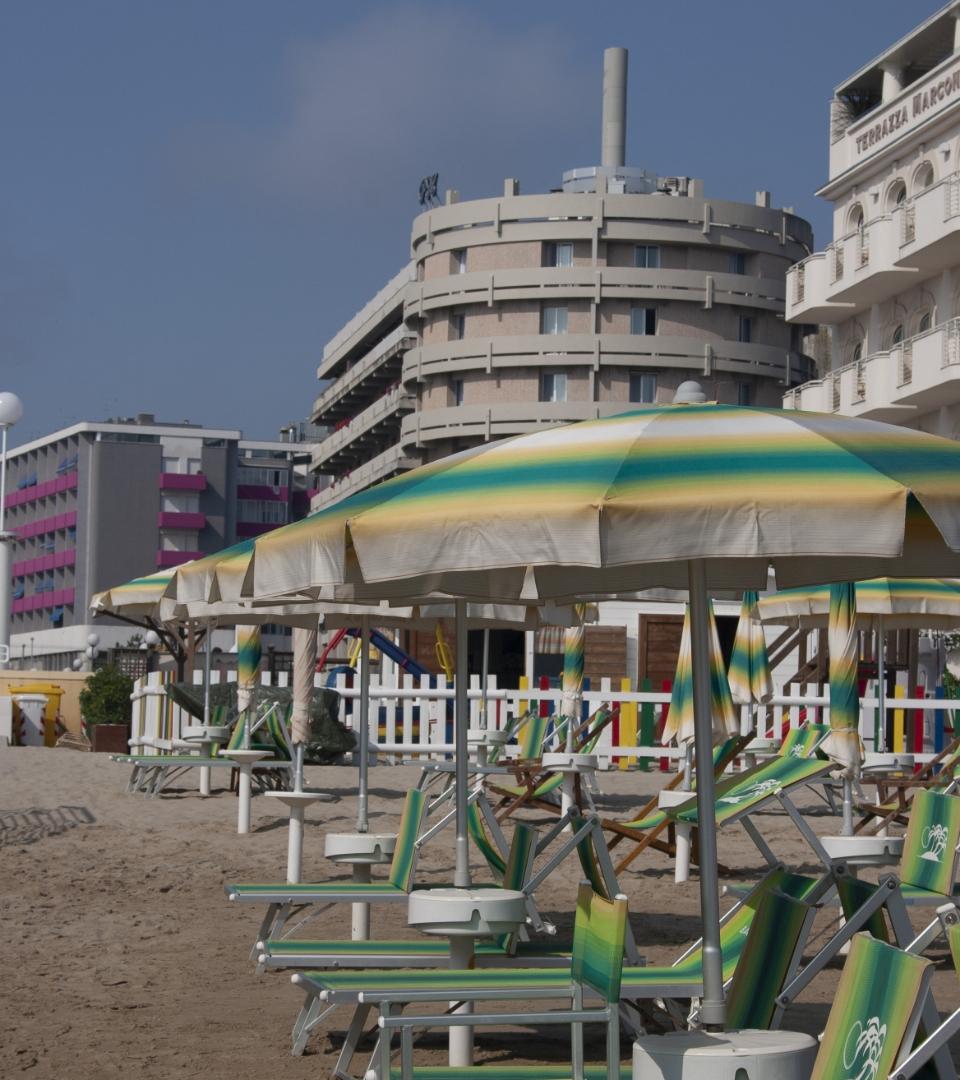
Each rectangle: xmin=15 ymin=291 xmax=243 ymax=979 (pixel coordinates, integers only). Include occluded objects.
xmin=0 ymin=391 xmax=24 ymax=671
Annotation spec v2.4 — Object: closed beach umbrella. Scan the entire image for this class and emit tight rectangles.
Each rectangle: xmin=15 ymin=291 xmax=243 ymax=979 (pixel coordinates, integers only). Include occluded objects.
xmin=244 ymin=402 xmax=960 ymax=1030
xmin=559 ymin=604 xmax=586 ymax=744
xmin=728 ymin=590 xmax=773 ymax=708
xmin=235 ymin=624 xmax=261 ymax=748
xmin=826 ymin=583 xmax=864 ymax=834
xmin=662 ymin=601 xmax=738 ymax=747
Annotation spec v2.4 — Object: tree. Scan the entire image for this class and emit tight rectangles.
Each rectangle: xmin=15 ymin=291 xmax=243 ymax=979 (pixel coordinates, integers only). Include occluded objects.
xmin=78 ymin=664 xmax=134 ymax=726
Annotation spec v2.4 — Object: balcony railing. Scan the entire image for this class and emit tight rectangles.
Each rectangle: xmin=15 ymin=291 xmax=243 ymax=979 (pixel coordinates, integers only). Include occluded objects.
xmin=312 ymin=445 xmax=422 ymax=510
xmin=311 ymin=385 xmax=415 ymax=470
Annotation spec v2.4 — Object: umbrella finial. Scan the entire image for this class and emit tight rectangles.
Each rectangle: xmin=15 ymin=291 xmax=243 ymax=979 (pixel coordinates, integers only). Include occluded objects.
xmin=673 ymin=380 xmax=707 ymax=403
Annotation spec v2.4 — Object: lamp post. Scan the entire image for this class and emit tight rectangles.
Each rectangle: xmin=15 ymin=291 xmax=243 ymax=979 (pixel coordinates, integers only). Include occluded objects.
xmin=0 ymin=391 xmax=24 ymax=671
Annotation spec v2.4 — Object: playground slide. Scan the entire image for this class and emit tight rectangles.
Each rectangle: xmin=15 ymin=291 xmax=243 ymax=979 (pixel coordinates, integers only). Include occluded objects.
xmin=316 ymin=625 xmax=430 ymax=680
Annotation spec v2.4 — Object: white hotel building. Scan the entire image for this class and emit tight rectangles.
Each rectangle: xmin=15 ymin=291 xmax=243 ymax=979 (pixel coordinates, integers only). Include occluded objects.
xmin=786 ymin=2 xmax=960 ymax=437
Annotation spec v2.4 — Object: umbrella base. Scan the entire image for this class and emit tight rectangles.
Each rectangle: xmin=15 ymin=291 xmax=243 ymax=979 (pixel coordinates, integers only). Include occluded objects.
xmin=324 ymin=832 xmax=396 ymax=865
xmin=821 ymin=833 xmax=904 ymax=867
xmin=632 ymin=1029 xmax=817 ymax=1080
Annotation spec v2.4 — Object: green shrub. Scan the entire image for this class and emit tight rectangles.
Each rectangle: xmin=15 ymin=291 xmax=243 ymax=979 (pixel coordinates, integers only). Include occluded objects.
xmin=79 ymin=664 xmax=134 ymax=726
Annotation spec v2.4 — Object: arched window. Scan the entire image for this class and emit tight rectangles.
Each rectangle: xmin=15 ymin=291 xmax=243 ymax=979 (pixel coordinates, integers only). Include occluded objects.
xmin=912 ymin=161 xmax=934 ymax=194
xmin=918 ymin=312 xmax=932 ymax=334
xmin=886 ymin=180 xmax=907 ymax=209
xmin=847 ymin=203 xmax=865 ymax=234
xmin=891 ymin=324 xmax=904 ymax=346
xmin=851 ymin=341 xmax=863 ymax=363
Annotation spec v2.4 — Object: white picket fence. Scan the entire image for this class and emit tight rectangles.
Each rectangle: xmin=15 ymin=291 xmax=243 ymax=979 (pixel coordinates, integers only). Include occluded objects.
xmin=129 ymin=669 xmax=958 ymax=765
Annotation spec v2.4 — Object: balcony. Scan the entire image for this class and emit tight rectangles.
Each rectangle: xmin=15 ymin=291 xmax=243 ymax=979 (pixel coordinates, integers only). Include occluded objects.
xmin=311 ymin=385 xmax=416 ymax=472
xmin=825 ymin=216 xmax=919 ymax=310
xmin=311 ymin=445 xmax=422 ymax=511
xmin=786 ymin=254 xmax=855 ymax=324
xmin=783 ymin=318 xmax=960 ymax=420
xmin=156 ymin=549 xmax=203 ymax=569
xmin=312 ymin=325 xmax=417 ymax=424
xmin=403 ymin=334 xmax=814 ymax=389
xmin=895 ymin=173 xmax=960 ymax=274
xmin=400 ymin=401 xmax=643 ymax=449
xmin=405 ymin=267 xmax=789 ymax=320
xmin=159 ymin=472 xmax=206 ymax=492
xmin=157 ymin=511 xmax=206 ymax=530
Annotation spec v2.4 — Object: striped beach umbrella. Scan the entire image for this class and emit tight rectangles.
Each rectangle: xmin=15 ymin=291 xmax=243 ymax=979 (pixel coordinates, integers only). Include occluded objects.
xmin=241 ymin=402 xmax=960 ymax=1031
xmin=91 ymin=567 xmax=179 ymax=618
xmin=757 ymin=577 xmax=960 ymax=631
xmin=559 ymin=603 xmax=586 ymax=741
xmin=826 ymin=582 xmax=863 ymax=776
xmin=235 ymin=624 xmax=261 ymax=747
xmin=662 ymin=601 xmax=739 ymax=746
xmin=728 ymin=590 xmax=773 ymax=708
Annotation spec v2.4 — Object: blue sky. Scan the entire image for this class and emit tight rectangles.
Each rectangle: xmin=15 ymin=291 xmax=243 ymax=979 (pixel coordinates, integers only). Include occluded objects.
xmin=0 ymin=0 xmax=931 ymax=444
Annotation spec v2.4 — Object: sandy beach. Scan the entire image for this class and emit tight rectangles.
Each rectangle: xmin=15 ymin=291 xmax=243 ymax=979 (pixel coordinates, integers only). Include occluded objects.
xmin=1 ymin=748 xmax=958 ymax=1078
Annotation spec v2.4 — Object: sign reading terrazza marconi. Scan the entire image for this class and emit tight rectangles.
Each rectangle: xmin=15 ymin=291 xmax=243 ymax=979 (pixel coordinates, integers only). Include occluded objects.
xmin=854 ymin=60 xmax=960 ymax=156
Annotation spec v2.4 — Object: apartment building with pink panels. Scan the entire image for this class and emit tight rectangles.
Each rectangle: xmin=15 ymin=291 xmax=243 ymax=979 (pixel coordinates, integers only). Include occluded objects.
xmin=3 ymin=413 xmax=313 ymax=668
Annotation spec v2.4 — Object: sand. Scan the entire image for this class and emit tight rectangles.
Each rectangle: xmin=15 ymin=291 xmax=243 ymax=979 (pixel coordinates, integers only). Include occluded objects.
xmin=1 ymin=747 xmax=958 ymax=1078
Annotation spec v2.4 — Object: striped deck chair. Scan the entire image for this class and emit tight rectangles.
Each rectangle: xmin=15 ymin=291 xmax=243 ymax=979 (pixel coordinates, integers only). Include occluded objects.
xmin=490 ymin=706 xmax=619 ymax=822
xmin=810 ymin=935 xmax=933 ymax=1080
xmin=226 ymin=787 xmax=430 ymax=950
xmin=604 ymin=733 xmax=751 ymax=872
xmin=854 ymin=736 xmax=960 ymax=835
xmin=291 ymin=872 xmax=816 ymax=1075
xmin=605 ymin=749 xmax=835 ymax=877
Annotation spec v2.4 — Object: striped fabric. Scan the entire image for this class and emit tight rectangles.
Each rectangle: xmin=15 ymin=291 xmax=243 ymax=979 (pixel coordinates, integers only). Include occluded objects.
xmin=388 ymin=789 xmax=428 ymax=891
xmin=825 ymin=582 xmax=863 ymax=774
xmin=811 ymin=935 xmax=933 ymax=1080
xmin=661 ymin=601 xmax=738 ymax=747
xmin=502 ymin=823 xmax=538 ymax=891
xmin=728 ymin=590 xmax=773 ymax=707
xmin=778 ymin=723 xmax=830 ymax=758
xmin=836 ymin=876 xmax=891 ymax=943
xmin=516 ymin=712 xmax=549 ymax=761
xmin=238 ymin=404 xmax=960 ymax=602
xmin=758 ymin=577 xmax=960 ymax=632
xmin=466 ymin=804 xmax=506 ymax=879
xmin=900 ymin=789 xmax=960 ymax=897
xmin=559 ymin=605 xmax=586 ymax=740
xmin=90 ymin=567 xmax=178 ymax=617
xmin=572 ymin=816 xmax=608 ymax=900
xmin=724 ymin=891 xmax=810 ymax=1030
xmin=570 ymin=884 xmax=628 ymax=1003
xmin=235 ymin=625 xmax=261 ymax=734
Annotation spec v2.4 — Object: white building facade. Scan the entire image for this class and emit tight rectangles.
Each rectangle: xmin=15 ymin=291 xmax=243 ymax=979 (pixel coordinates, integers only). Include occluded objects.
xmin=785 ymin=2 xmax=960 ymax=436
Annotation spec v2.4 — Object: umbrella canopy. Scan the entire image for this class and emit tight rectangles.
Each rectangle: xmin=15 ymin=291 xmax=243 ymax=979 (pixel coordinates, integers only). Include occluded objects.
xmin=244 ymin=405 xmax=960 ymax=603
xmin=239 ymin=402 xmax=960 ymax=1032
xmin=825 ymin=582 xmax=864 ymax=775
xmin=662 ymin=601 xmax=739 ymax=746
xmin=727 ymin=590 xmax=774 ymax=707
xmin=90 ymin=567 xmax=179 ymax=619
xmin=756 ymin=577 xmax=960 ymax=632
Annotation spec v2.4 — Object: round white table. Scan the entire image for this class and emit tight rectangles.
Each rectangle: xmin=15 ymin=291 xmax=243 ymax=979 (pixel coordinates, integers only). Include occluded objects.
xmin=657 ymin=788 xmax=695 ymax=882
xmin=324 ymin=832 xmax=397 ymax=939
xmin=263 ymin=789 xmax=331 ymax=883
xmin=220 ymin=749 xmax=273 ymax=834
xmin=408 ymin=887 xmax=527 ymax=1067
xmin=541 ymin=751 xmax=598 ymax=822
xmin=181 ymin=726 xmax=230 ymax=796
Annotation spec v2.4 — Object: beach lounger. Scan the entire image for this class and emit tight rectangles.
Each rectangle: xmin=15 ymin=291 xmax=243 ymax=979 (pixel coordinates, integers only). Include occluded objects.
xmin=488 ymin=707 xmax=618 ymax=822
xmin=226 ymin=787 xmax=430 ymax=949
xmin=854 ymin=736 xmax=960 ymax=834
xmin=110 ymin=751 xmax=292 ymax=797
xmin=288 ymin=866 xmax=822 ymax=1069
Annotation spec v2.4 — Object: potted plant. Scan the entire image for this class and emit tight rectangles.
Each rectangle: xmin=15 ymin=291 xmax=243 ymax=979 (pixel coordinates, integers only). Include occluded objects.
xmin=79 ymin=665 xmax=134 ymax=753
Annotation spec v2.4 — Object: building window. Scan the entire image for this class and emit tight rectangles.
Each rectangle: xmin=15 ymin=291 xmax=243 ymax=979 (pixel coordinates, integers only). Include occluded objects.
xmin=738 ymin=382 xmax=752 ymax=406
xmin=453 ymin=248 xmax=468 ymax=274
xmin=543 ymin=242 xmax=573 ymax=268
xmin=887 ymin=181 xmax=907 ymax=209
xmin=634 ymin=245 xmax=660 ymax=269
xmin=540 ymin=371 xmax=567 ymax=403
xmin=891 ymin=324 xmax=904 ymax=346
xmin=728 ymin=253 xmax=746 ymax=274
xmin=851 ymin=341 xmax=863 ymax=363
xmin=237 ymin=500 xmax=289 ymax=525
xmin=161 ymin=493 xmax=200 ymax=513
xmin=912 ymin=162 xmax=934 ymax=194
xmin=629 ymin=372 xmax=657 ymax=404
xmin=631 ymin=306 xmax=656 ymax=335
xmin=918 ymin=312 xmax=932 ymax=334
xmin=738 ymin=316 xmax=752 ymax=343
xmin=451 ymin=311 xmax=466 ymax=340
xmin=452 ymin=378 xmax=464 ymax=406
xmin=541 ymin=305 xmax=568 ymax=335
xmin=238 ymin=466 xmax=286 ymax=486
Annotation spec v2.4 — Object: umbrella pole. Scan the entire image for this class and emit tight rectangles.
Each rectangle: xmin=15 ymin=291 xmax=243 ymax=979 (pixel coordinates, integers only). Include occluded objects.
xmin=200 ymin=619 xmax=213 ymax=797
xmin=480 ymin=628 xmax=490 ymax=734
xmin=876 ymin=615 xmax=886 ymax=753
xmin=454 ymin=598 xmax=470 ymax=888
xmin=687 ymin=559 xmax=725 ymax=1030
xmin=356 ymin=614 xmax=371 ymax=834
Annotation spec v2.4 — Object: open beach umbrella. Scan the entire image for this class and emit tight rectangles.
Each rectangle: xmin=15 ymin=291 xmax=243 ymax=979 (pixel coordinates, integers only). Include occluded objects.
xmin=757 ymin=577 xmax=960 ymax=751
xmin=662 ymin=601 xmax=739 ymax=748
xmin=243 ymin=401 xmax=960 ymax=1031
xmin=727 ymin=590 xmax=773 ymax=708
xmin=826 ymin=583 xmax=864 ymax=834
